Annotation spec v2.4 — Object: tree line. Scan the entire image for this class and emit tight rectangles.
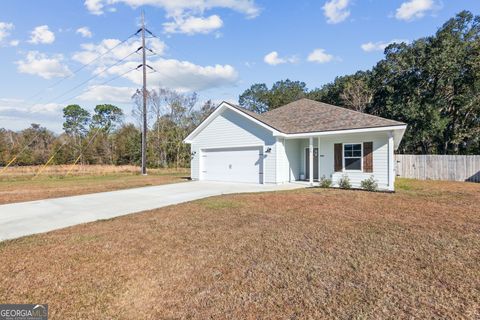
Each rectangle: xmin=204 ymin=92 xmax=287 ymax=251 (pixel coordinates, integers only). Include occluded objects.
xmin=0 ymin=89 xmax=214 ymax=168
xmin=239 ymin=11 xmax=480 ymax=155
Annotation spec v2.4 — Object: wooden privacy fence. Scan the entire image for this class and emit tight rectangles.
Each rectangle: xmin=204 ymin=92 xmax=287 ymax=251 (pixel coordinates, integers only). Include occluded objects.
xmin=395 ymin=154 xmax=480 ymax=182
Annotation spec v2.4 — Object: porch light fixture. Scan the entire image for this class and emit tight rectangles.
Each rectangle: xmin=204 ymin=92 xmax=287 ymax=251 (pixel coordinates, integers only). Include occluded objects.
xmin=265 ymin=147 xmax=272 ymax=153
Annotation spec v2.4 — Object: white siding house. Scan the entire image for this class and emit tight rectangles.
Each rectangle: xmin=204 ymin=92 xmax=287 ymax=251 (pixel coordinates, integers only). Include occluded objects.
xmin=185 ymin=99 xmax=406 ymax=191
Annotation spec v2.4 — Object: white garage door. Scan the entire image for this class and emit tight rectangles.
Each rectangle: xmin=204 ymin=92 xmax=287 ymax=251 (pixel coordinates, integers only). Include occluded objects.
xmin=202 ymin=147 xmax=263 ymax=184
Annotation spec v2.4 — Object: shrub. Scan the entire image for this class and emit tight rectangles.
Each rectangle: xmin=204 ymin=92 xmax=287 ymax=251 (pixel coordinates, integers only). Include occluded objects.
xmin=319 ymin=175 xmax=332 ymax=188
xmin=338 ymin=175 xmax=351 ymax=189
xmin=361 ymin=176 xmax=378 ymax=191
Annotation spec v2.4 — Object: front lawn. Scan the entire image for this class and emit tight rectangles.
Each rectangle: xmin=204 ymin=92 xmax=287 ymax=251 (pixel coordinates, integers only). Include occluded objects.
xmin=0 ymin=179 xmax=478 ymax=319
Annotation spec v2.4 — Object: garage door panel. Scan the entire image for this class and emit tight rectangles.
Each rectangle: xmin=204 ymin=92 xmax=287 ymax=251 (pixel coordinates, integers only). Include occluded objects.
xmin=202 ymin=147 xmax=263 ymax=184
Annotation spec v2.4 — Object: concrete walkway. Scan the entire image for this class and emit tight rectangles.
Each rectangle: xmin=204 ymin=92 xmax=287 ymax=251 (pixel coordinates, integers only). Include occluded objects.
xmin=0 ymin=181 xmax=303 ymax=241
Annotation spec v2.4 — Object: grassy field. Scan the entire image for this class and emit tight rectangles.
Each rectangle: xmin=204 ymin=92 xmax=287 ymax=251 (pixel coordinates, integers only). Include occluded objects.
xmin=0 ymin=165 xmax=189 ymax=204
xmin=0 ymin=179 xmax=479 ymax=319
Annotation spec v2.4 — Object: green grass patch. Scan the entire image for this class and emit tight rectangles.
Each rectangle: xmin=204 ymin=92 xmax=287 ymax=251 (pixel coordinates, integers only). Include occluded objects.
xmin=395 ymin=178 xmax=423 ymax=192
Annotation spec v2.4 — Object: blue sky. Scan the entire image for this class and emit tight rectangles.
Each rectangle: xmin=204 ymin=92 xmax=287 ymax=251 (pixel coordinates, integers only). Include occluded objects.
xmin=0 ymin=0 xmax=479 ymax=132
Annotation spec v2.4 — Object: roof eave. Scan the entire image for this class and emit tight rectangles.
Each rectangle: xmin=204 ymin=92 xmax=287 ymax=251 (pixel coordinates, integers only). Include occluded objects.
xmin=276 ymin=124 xmax=407 ymax=138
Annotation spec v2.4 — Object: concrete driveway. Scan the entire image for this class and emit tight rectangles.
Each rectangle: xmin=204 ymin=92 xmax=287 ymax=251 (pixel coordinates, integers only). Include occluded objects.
xmin=0 ymin=181 xmax=303 ymax=241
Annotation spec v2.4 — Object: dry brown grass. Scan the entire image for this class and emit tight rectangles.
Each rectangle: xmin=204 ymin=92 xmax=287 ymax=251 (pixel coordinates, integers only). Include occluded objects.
xmin=0 ymin=179 xmax=479 ymax=319
xmin=0 ymin=165 xmax=189 ymax=204
xmin=0 ymin=164 xmax=184 ymax=178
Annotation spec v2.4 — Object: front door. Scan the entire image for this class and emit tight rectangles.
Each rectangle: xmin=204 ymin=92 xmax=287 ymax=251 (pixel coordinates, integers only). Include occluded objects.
xmin=305 ymin=148 xmax=319 ymax=180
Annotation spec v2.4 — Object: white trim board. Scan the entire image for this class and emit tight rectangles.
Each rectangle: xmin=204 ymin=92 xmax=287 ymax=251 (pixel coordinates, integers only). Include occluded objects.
xmin=199 ymin=143 xmax=265 ymax=151
xmin=342 ymin=142 xmax=363 ymax=173
xmin=278 ymin=125 xmax=407 ymax=138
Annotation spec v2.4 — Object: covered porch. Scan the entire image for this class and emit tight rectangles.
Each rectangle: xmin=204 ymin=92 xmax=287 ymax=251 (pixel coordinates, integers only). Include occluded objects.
xmin=279 ymin=131 xmax=396 ymax=190
xmin=284 ymin=137 xmax=323 ymax=183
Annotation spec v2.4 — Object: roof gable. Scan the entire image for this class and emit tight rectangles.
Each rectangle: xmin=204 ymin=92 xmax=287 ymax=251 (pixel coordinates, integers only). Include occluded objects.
xmin=183 ymin=102 xmax=279 ymax=143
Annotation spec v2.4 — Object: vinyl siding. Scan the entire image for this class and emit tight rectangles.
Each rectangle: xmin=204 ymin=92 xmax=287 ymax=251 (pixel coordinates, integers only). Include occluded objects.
xmin=189 ymin=108 xmax=277 ymax=183
xmin=284 ymin=139 xmax=301 ymax=182
xmin=320 ymin=132 xmax=390 ymax=190
xmin=275 ymin=138 xmax=290 ymax=183
xmin=190 ymin=144 xmax=200 ymax=180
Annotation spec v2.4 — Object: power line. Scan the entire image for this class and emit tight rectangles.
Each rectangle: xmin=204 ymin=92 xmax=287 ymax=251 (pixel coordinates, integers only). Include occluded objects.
xmin=64 ymin=124 xmax=110 ymax=177
xmin=32 ymin=140 xmax=68 ymax=179
xmin=0 ymin=132 xmax=41 ymax=175
xmin=47 ymin=50 xmax=139 ymax=104
xmin=56 ymin=67 xmax=138 ymax=106
xmin=25 ymin=33 xmax=137 ymax=103
xmin=144 ymin=28 xmax=159 ymax=39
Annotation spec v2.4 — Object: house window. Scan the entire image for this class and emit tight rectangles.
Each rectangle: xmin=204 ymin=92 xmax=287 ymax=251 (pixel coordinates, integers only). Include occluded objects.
xmin=344 ymin=144 xmax=362 ymax=171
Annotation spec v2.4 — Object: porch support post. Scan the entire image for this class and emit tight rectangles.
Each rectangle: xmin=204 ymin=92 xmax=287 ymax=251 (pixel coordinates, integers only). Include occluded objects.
xmin=317 ymin=136 xmax=321 ymax=183
xmin=309 ymin=137 xmax=314 ymax=186
xmin=388 ymin=131 xmax=395 ymax=191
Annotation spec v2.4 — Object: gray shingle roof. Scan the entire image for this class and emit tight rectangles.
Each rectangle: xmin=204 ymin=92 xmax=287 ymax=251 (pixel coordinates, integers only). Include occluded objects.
xmin=230 ymin=98 xmax=405 ymax=134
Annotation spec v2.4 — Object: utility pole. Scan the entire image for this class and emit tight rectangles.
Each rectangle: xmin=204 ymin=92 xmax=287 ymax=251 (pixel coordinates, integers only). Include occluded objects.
xmin=141 ymin=10 xmax=148 ymax=175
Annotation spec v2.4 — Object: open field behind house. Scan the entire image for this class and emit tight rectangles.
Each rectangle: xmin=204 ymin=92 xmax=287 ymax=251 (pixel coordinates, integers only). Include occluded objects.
xmin=0 ymin=165 xmax=189 ymax=204
xmin=0 ymin=179 xmax=479 ymax=319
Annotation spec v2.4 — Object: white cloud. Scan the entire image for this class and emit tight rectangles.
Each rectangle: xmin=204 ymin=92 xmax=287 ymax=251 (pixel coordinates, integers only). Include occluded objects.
xmin=84 ymin=0 xmax=260 ymax=18
xmin=84 ymin=0 xmax=259 ymax=35
xmin=361 ymin=39 xmax=409 ymax=52
xmin=77 ymin=85 xmax=135 ymax=103
xmin=29 ymin=103 xmax=63 ymax=114
xmin=307 ymin=49 xmax=334 ymax=63
xmin=85 ymin=0 xmax=104 ymax=15
xmin=0 ymin=99 xmax=62 ymax=115
xmin=0 ymin=98 xmax=23 ymax=110
xmin=0 ymin=22 xmax=19 ymax=47
xmin=163 ymin=14 xmax=223 ymax=34
xmin=101 ymin=58 xmax=238 ymax=92
xmin=28 ymin=25 xmax=55 ymax=44
xmin=0 ymin=22 xmax=14 ymax=42
xmin=264 ymin=51 xmax=282 ymax=65
xmin=76 ymin=26 xmax=93 ymax=38
xmin=16 ymin=51 xmax=72 ymax=79
xmin=73 ymin=36 xmax=237 ymax=93
xmin=0 ymin=98 xmax=64 ymax=131
xmin=395 ymin=0 xmax=437 ymax=21
xmin=263 ymin=51 xmax=297 ymax=66
xmin=322 ymin=0 xmax=350 ymax=24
